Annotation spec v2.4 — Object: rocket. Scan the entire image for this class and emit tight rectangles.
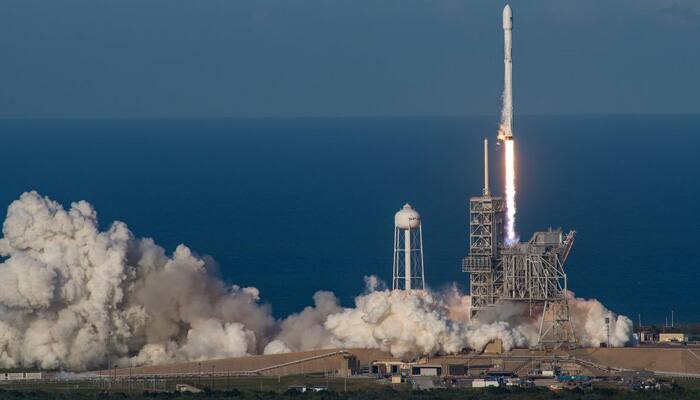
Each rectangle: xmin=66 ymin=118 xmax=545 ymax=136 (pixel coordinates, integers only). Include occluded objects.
xmin=497 ymin=4 xmax=514 ymax=143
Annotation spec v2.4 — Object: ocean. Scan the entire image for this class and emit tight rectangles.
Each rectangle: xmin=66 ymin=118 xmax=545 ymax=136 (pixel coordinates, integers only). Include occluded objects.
xmin=0 ymin=115 xmax=697 ymax=324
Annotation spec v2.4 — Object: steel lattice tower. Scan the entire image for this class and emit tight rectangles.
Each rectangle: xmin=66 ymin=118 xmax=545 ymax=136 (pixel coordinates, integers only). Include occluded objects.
xmin=463 ymin=139 xmax=577 ymax=349
xmin=463 ymin=140 xmax=504 ymax=316
xmin=500 ymin=229 xmax=577 ymax=348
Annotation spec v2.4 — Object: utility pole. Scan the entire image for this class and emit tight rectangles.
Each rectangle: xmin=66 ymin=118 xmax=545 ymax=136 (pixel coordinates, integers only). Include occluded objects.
xmin=638 ymin=314 xmax=642 ymax=343
xmin=672 ymin=310 xmax=674 ymax=329
xmin=638 ymin=314 xmax=641 ymax=330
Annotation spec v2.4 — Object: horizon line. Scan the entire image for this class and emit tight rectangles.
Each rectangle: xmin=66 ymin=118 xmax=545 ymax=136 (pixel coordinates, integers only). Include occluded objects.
xmin=0 ymin=112 xmax=698 ymax=121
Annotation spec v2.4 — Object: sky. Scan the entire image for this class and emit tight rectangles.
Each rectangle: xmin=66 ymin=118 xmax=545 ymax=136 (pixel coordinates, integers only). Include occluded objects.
xmin=0 ymin=0 xmax=698 ymax=118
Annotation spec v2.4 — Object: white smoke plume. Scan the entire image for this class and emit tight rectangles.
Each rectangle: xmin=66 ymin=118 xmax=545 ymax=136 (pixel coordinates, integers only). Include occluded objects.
xmin=568 ymin=293 xmax=634 ymax=347
xmin=0 ymin=193 xmax=633 ymax=371
xmin=0 ymin=192 xmax=275 ymax=370
xmin=262 ymin=291 xmax=342 ymax=355
xmin=266 ymin=284 xmax=633 ymax=358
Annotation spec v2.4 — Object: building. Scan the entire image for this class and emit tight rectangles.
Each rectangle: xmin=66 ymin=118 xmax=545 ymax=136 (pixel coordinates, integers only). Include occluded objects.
xmin=659 ymin=333 xmax=687 ymax=343
xmin=411 ymin=365 xmax=442 ymax=376
xmin=0 ymin=372 xmax=43 ymax=381
xmin=483 ymin=339 xmax=504 ymax=354
xmin=638 ymin=332 xmax=657 ymax=343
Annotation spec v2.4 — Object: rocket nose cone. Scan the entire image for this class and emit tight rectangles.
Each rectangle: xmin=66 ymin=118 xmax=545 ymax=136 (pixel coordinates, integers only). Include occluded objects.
xmin=503 ymin=4 xmax=513 ymax=29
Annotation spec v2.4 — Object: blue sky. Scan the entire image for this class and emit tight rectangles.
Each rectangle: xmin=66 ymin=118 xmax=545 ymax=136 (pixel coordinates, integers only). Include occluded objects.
xmin=0 ymin=0 xmax=698 ymax=117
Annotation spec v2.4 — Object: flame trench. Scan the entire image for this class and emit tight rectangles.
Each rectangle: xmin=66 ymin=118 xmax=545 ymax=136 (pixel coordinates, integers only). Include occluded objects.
xmin=504 ymin=139 xmax=517 ymax=244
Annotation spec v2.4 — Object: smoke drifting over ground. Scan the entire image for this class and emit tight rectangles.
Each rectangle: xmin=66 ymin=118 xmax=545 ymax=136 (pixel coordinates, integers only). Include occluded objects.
xmin=0 ymin=193 xmax=632 ymax=371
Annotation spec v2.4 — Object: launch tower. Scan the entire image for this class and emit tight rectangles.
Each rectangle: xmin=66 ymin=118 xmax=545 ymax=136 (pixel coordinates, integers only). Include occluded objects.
xmin=463 ymin=141 xmax=577 ymax=349
xmin=463 ymin=140 xmax=504 ymax=315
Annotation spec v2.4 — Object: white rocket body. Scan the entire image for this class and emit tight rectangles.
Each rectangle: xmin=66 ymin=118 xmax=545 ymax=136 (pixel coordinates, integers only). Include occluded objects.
xmin=498 ymin=4 xmax=514 ymax=142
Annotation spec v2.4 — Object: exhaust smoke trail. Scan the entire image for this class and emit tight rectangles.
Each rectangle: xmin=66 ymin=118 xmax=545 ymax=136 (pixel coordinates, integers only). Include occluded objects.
xmin=504 ymin=139 xmax=517 ymax=244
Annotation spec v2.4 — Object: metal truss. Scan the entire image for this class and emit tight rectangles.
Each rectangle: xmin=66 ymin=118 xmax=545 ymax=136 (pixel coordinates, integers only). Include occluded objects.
xmin=463 ymin=195 xmax=504 ymax=317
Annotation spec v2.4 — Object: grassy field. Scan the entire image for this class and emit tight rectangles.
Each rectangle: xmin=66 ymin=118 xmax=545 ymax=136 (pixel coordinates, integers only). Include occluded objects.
xmin=672 ymin=378 xmax=700 ymax=391
xmin=2 ymin=375 xmax=700 ymax=399
xmin=0 ymin=375 xmax=384 ymax=394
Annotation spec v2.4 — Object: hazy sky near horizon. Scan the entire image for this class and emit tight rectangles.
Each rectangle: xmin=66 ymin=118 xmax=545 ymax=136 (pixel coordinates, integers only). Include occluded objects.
xmin=0 ymin=0 xmax=698 ymax=118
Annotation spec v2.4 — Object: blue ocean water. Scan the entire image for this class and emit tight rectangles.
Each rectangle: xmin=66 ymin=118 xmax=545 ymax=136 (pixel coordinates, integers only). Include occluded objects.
xmin=0 ymin=116 xmax=697 ymax=324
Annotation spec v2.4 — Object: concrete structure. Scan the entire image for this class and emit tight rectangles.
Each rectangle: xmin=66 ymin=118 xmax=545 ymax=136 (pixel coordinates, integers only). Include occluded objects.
xmin=483 ymin=339 xmax=504 ymax=354
xmin=473 ymin=379 xmax=500 ymax=388
xmin=93 ymin=346 xmax=700 ymax=381
xmin=0 ymin=372 xmax=43 ymax=381
xmin=97 ymin=349 xmax=389 ymax=379
xmin=411 ymin=365 xmax=441 ymax=376
xmin=639 ymin=331 xmax=656 ymax=343
xmin=175 ymin=384 xmax=202 ymax=393
xmin=463 ymin=140 xmax=576 ymax=349
xmin=371 ymin=360 xmax=407 ymax=376
xmin=392 ymin=204 xmax=425 ymax=290
xmin=574 ymin=347 xmax=700 ymax=377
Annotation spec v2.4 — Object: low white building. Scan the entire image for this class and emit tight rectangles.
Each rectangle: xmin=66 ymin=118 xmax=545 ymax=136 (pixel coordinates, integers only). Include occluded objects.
xmin=0 ymin=372 xmax=43 ymax=381
xmin=659 ymin=333 xmax=687 ymax=343
xmin=472 ymin=379 xmax=500 ymax=388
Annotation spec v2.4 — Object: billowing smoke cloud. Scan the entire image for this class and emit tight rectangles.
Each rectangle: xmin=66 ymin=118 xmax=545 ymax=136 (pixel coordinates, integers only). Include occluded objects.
xmin=568 ymin=294 xmax=634 ymax=347
xmin=0 ymin=192 xmax=274 ymax=370
xmin=265 ymin=278 xmax=633 ymax=359
xmin=262 ymin=291 xmax=342 ymax=355
xmin=0 ymin=192 xmax=632 ymax=371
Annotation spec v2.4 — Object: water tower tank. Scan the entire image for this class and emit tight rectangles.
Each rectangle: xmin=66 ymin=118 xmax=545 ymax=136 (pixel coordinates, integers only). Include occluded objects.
xmin=394 ymin=204 xmax=420 ymax=229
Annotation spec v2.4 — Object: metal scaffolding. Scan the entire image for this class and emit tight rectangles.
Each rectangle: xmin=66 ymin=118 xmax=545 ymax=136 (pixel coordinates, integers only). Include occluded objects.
xmin=463 ymin=194 xmax=504 ymax=316
xmin=463 ymin=139 xmax=577 ymax=349
xmin=500 ymin=229 xmax=577 ymax=348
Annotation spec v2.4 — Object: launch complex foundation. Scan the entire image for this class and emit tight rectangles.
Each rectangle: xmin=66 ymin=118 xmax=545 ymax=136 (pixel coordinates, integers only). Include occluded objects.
xmin=92 ymin=346 xmax=700 ymax=383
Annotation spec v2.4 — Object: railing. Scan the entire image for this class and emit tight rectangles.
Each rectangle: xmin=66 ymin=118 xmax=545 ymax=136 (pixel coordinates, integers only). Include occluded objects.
xmin=463 ymin=256 xmax=492 ymax=272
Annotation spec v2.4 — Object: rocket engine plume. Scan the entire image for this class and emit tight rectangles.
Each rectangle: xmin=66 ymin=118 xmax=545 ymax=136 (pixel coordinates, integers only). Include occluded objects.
xmin=504 ymin=140 xmax=517 ymax=244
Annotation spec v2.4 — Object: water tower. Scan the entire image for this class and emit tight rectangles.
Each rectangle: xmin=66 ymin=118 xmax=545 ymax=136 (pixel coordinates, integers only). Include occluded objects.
xmin=392 ymin=204 xmax=426 ymax=291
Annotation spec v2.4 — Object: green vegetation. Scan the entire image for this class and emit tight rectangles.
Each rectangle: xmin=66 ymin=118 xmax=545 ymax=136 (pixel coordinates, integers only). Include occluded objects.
xmin=0 ymin=376 xmax=379 ymax=395
xmin=0 ymin=386 xmax=699 ymax=400
xmin=1 ymin=375 xmax=700 ymax=399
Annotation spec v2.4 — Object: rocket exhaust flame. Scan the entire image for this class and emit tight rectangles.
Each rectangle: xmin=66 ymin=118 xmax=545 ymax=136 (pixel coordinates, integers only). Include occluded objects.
xmin=504 ymin=139 xmax=517 ymax=244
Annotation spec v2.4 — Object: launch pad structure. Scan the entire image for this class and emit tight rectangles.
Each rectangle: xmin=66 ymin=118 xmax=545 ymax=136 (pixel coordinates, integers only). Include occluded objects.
xmin=463 ymin=139 xmax=577 ymax=350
